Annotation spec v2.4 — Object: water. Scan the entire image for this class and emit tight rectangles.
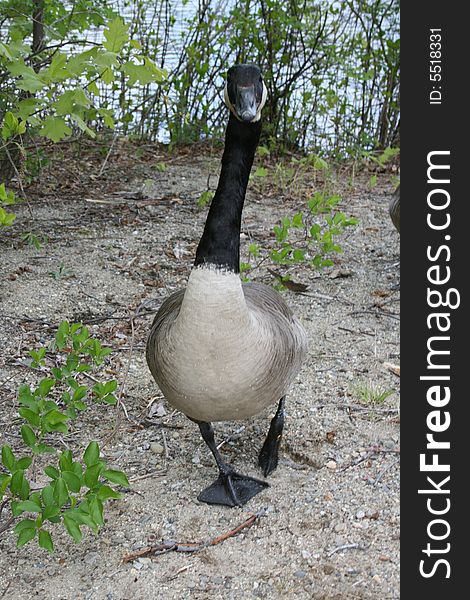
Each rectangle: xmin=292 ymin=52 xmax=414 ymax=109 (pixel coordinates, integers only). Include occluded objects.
xmin=2 ymin=0 xmax=400 ymax=153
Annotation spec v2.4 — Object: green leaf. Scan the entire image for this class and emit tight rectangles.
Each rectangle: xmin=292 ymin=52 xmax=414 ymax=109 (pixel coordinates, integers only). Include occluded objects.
xmin=97 ymin=485 xmax=121 ymax=501
xmin=0 ymin=41 xmax=13 ymax=60
xmin=59 ymin=450 xmax=73 ymax=472
xmin=0 ymin=473 xmax=11 ymax=496
xmin=84 ymin=463 xmax=103 ymax=489
xmin=18 ymin=408 xmax=40 ymax=428
xmin=16 ymin=525 xmax=37 ymax=547
xmin=11 ymin=64 xmax=46 ymax=93
xmin=41 ymin=485 xmax=55 ymax=506
xmin=196 ymin=190 xmax=214 ymax=209
xmin=40 ymin=117 xmax=72 ymax=143
xmin=14 ymin=518 xmax=37 ymax=534
xmin=44 ymin=466 xmax=60 ymax=480
xmin=18 ymin=384 xmax=35 ymax=407
xmin=97 ymin=108 xmax=114 ymax=128
xmin=0 ymin=207 xmax=16 ymax=226
xmin=83 ymin=442 xmax=100 ymax=467
xmin=52 ymin=367 xmax=63 ymax=380
xmin=123 ymin=61 xmax=155 ymax=86
xmin=42 ymin=504 xmax=60 ymax=521
xmin=72 ymin=114 xmax=96 ymax=139
xmin=1 ymin=445 xmax=16 ymax=472
xmin=44 ymin=409 xmax=68 ymax=425
xmin=253 ymin=167 xmax=268 ymax=177
xmin=292 ymin=212 xmax=304 ymax=228
xmin=72 ymin=386 xmax=87 ymax=403
xmin=16 ymin=499 xmax=42 ymax=514
xmin=102 ymin=469 xmax=129 ymax=487
xmin=10 ymin=470 xmax=30 ymax=500
xmin=88 ymin=496 xmax=104 ymax=525
xmin=61 ymin=471 xmax=82 ymax=493
xmin=38 ymin=529 xmax=54 ymax=552
xmin=53 ymin=478 xmax=69 ymax=507
xmin=67 ymin=506 xmax=97 ymax=531
xmin=63 ymin=514 xmax=82 ymax=543
xmin=56 ymin=321 xmax=70 ymax=349
xmin=1 ymin=111 xmax=19 ymax=141
xmin=103 ymin=17 xmax=129 ymax=53
xmin=45 ymin=52 xmax=68 ymax=80
xmin=21 ymin=425 xmax=37 ymax=448
xmin=16 ymin=456 xmax=33 ymax=470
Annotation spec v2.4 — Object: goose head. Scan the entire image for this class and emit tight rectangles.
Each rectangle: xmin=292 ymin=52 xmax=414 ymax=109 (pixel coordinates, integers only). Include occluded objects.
xmin=224 ymin=64 xmax=267 ymax=123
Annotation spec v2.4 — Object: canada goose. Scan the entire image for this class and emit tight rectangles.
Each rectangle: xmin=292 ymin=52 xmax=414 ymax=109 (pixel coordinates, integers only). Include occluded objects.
xmin=146 ymin=65 xmax=308 ymax=507
xmin=389 ymin=185 xmax=400 ymax=232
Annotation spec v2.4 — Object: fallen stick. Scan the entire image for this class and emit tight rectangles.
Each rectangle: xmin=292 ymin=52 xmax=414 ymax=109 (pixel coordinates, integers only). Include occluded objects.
xmin=122 ymin=510 xmax=265 ymax=563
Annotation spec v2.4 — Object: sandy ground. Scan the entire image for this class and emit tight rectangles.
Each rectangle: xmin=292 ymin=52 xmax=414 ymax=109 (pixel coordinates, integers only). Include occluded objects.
xmin=0 ymin=142 xmax=400 ymax=599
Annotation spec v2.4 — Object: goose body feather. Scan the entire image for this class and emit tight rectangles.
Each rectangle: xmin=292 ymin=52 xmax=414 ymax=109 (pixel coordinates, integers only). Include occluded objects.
xmin=146 ymin=266 xmax=308 ymax=422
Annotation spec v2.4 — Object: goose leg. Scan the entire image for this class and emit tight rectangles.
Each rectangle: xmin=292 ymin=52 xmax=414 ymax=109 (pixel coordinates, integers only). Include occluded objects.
xmin=258 ymin=397 xmax=285 ymax=477
xmin=196 ymin=421 xmax=269 ymax=507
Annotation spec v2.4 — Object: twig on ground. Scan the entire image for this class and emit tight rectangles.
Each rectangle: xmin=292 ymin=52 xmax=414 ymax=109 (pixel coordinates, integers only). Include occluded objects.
xmin=216 ymin=425 xmax=246 ymax=450
xmin=365 ymin=445 xmax=400 ymax=454
xmin=339 ymin=452 xmax=373 ymax=472
xmin=128 ymin=469 xmax=168 ymax=483
xmin=103 ymin=311 xmax=136 ymax=448
xmin=167 ymin=564 xmax=193 ymax=581
xmin=338 ymin=404 xmax=399 ymax=414
xmin=348 ymin=309 xmax=400 ymax=321
xmin=161 ymin=428 xmax=169 ymax=461
xmin=0 ymin=580 xmax=12 ymax=599
xmin=0 ymin=516 xmax=15 ymax=536
xmin=122 ymin=510 xmax=265 ymax=563
xmin=373 ymin=458 xmax=400 ymax=486
xmin=327 ymin=542 xmax=364 ymax=557
xmin=97 ymin=134 xmax=118 ymax=177
xmin=0 ymin=373 xmax=17 ymax=390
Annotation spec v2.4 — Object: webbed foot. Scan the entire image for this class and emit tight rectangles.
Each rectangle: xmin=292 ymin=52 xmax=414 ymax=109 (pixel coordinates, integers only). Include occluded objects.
xmin=198 ymin=469 xmax=268 ymax=507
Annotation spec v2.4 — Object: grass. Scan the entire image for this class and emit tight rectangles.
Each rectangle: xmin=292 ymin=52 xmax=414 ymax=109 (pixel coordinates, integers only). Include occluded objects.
xmin=354 ymin=381 xmax=395 ymax=405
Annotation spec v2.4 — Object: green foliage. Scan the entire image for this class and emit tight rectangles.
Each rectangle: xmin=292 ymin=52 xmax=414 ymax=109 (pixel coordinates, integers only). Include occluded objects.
xmin=0 ymin=0 xmax=398 ymax=175
xmin=354 ymin=382 xmax=395 ymax=405
xmin=155 ymin=0 xmax=399 ymax=153
xmin=197 ymin=190 xmax=214 ymax=209
xmin=0 ymin=321 xmax=128 ymax=550
xmin=272 ymin=192 xmax=357 ymax=269
xmin=0 ymin=0 xmax=166 ymax=183
xmin=0 ymin=182 xmax=17 ymax=226
xmin=242 ymin=188 xmax=358 ymax=287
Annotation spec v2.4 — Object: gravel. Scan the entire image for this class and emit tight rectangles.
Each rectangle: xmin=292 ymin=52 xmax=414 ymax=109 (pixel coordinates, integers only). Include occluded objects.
xmin=0 ymin=147 xmax=400 ymax=600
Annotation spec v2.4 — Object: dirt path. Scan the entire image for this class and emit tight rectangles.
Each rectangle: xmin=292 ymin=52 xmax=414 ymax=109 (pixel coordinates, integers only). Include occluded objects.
xmin=0 ymin=143 xmax=400 ymax=599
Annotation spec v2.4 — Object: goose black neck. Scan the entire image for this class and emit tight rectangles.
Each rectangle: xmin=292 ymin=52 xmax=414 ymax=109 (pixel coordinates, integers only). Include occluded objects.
xmin=194 ymin=114 xmax=261 ymax=273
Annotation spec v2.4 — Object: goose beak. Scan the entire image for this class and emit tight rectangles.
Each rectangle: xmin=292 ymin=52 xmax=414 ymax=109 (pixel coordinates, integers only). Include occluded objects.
xmin=234 ymin=86 xmax=258 ymax=122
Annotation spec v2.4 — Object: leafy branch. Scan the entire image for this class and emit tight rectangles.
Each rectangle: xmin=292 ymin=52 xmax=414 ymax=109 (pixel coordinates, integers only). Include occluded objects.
xmin=0 ymin=321 xmax=129 ymax=551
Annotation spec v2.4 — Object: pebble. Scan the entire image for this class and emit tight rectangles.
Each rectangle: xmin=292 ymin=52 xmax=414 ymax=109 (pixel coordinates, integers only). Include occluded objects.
xmin=294 ymin=570 xmax=307 ymax=578
xmin=84 ymin=552 xmax=100 ymax=566
xmin=325 ymin=460 xmax=337 ymax=470
xmin=150 ymin=442 xmax=164 ymax=454
xmin=356 ymin=510 xmax=366 ymax=519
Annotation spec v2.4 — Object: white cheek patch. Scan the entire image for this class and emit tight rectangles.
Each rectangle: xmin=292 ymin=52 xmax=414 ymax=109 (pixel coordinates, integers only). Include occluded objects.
xmin=224 ymin=81 xmax=236 ymax=115
xmin=223 ymin=80 xmax=268 ymax=122
xmin=251 ymin=81 xmax=268 ymax=123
